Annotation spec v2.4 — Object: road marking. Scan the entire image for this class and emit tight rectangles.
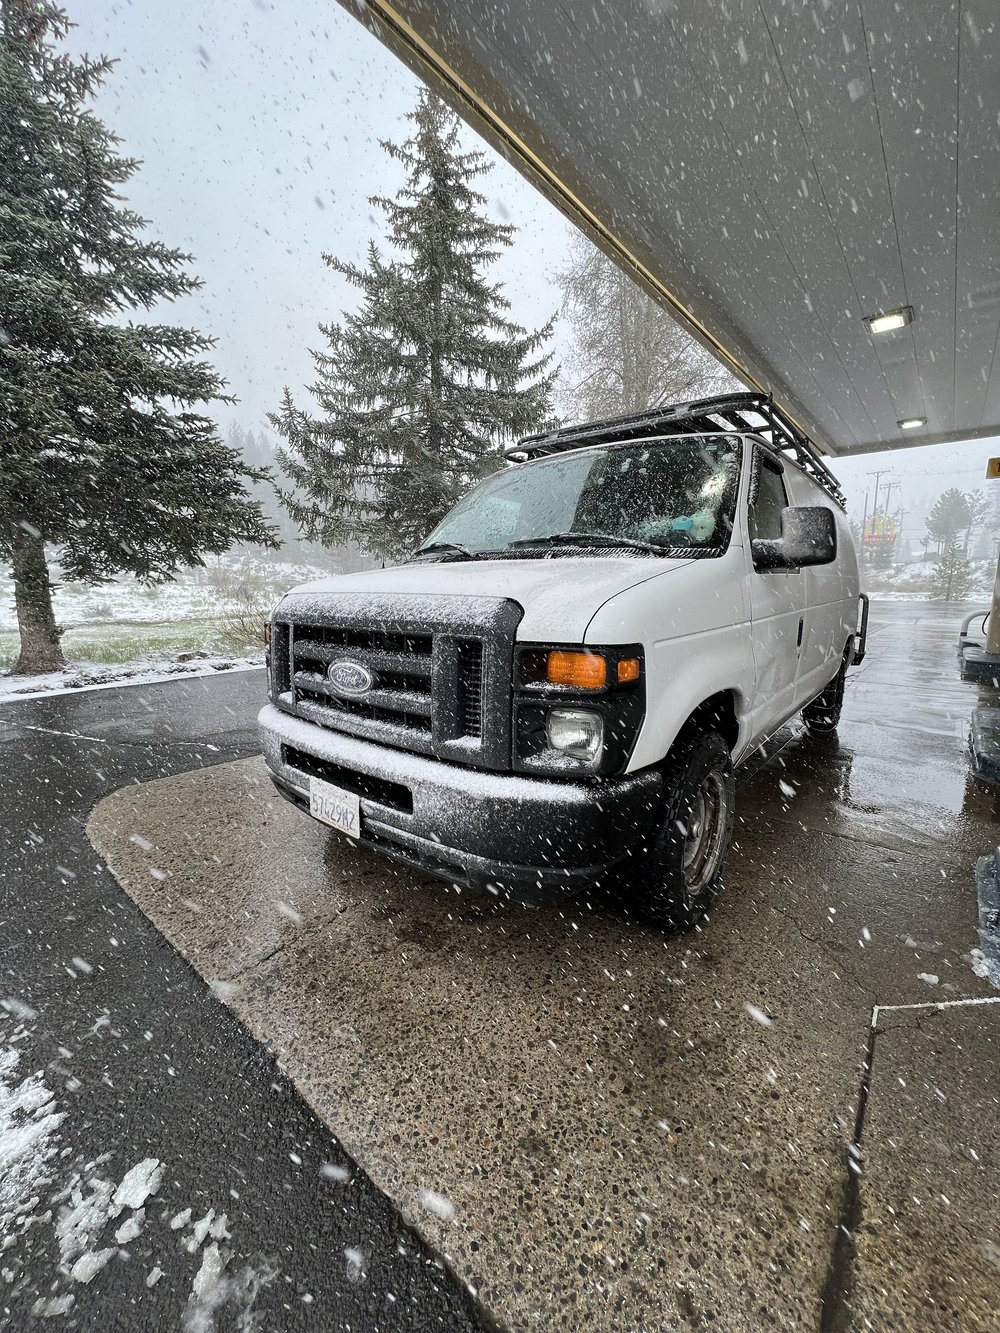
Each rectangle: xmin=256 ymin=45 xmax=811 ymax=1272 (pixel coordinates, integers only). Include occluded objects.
xmin=1 ymin=722 xmax=114 ymax=745
xmin=873 ymin=994 xmax=1000 ymax=1023
xmin=0 ymin=719 xmax=228 ymax=754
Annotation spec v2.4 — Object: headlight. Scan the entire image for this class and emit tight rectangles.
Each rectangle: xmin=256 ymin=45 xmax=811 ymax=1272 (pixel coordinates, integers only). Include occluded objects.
xmin=513 ymin=643 xmax=644 ymax=776
xmin=546 ymin=708 xmax=604 ymax=764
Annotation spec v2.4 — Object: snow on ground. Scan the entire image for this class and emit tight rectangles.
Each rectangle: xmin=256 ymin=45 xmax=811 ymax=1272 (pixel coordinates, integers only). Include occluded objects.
xmin=0 ymin=1011 xmax=277 ymax=1325
xmin=0 ymin=1040 xmax=66 ymax=1247
xmin=0 ymin=551 xmax=332 ymax=690
xmin=0 ymin=654 xmax=263 ymax=703
xmin=863 ymin=556 xmax=995 ymax=602
xmin=111 ymin=1159 xmax=165 ymax=1216
xmin=0 ymin=552 xmax=332 ymax=634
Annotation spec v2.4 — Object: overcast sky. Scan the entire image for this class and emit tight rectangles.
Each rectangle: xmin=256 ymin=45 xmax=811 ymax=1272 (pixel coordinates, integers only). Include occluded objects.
xmin=65 ymin=0 xmax=572 ymax=421
xmin=65 ymin=0 xmax=1000 ymax=539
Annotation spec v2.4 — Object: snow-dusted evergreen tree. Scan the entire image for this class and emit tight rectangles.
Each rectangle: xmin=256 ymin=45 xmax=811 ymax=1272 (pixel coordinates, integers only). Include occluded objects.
xmin=0 ymin=0 xmax=274 ymax=674
xmin=271 ymin=90 xmax=556 ymax=563
xmin=930 ymin=537 xmax=972 ymax=601
xmin=925 ymin=488 xmax=972 ymax=555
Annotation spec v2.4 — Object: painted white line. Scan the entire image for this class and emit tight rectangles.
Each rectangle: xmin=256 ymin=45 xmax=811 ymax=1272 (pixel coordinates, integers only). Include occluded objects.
xmin=5 ymin=724 xmax=114 ymax=746
xmin=1 ymin=720 xmax=236 ymax=755
xmin=873 ymin=995 xmax=1000 ymax=1025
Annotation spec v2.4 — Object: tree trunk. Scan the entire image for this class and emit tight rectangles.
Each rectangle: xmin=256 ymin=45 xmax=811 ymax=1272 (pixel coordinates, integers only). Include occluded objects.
xmin=8 ymin=523 xmax=65 ymax=674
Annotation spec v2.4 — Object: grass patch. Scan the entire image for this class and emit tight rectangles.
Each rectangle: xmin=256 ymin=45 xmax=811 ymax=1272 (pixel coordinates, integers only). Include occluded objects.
xmin=0 ymin=618 xmax=263 ymax=672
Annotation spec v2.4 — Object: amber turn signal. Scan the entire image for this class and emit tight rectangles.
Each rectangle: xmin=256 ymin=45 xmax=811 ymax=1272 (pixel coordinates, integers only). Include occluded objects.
xmin=264 ymin=622 xmax=271 ymax=646
xmin=617 ymin=657 xmax=641 ymax=683
xmin=546 ymin=650 xmax=607 ymax=689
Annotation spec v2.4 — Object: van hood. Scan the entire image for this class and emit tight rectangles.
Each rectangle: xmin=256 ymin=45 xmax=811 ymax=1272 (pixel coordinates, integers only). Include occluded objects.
xmin=278 ymin=555 xmax=692 ymax=642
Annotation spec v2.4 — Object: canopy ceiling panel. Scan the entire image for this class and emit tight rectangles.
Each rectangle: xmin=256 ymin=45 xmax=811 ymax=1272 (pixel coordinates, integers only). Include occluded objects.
xmin=347 ymin=0 xmax=1000 ymax=456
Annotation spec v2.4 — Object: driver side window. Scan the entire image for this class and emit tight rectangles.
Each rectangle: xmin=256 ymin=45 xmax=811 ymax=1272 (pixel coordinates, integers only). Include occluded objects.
xmin=751 ymin=460 xmax=788 ymax=541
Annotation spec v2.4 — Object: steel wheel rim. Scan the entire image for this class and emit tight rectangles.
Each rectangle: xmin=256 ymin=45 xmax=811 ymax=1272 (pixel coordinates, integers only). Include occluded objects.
xmin=681 ymin=770 xmax=729 ymax=896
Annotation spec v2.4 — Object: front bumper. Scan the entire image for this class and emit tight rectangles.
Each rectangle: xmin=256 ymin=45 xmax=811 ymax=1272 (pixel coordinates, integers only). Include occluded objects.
xmin=259 ymin=704 xmax=661 ymax=900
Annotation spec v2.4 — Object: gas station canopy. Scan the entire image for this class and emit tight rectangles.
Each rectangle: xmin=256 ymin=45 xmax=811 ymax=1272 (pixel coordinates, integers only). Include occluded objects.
xmin=347 ymin=1 xmax=1000 ymax=457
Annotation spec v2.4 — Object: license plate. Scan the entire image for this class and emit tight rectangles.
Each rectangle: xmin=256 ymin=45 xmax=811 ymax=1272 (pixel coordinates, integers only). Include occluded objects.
xmin=308 ymin=777 xmax=361 ymax=838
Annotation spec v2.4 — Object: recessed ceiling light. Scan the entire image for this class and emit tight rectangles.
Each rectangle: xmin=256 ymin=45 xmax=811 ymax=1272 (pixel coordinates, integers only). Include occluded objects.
xmin=898 ymin=417 xmax=926 ymax=430
xmin=865 ymin=306 xmax=913 ymax=334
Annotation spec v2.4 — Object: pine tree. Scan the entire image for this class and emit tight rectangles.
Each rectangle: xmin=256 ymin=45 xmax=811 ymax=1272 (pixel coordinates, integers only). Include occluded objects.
xmin=270 ymin=90 xmax=556 ymax=563
xmin=871 ymin=533 xmax=895 ymax=570
xmin=930 ymin=537 xmax=972 ymax=601
xmin=925 ymin=488 xmax=972 ymax=555
xmin=0 ymin=0 xmax=275 ymax=674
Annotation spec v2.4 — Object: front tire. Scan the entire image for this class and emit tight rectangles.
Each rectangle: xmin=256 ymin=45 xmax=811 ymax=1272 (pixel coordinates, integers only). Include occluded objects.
xmin=628 ymin=729 xmax=735 ymax=930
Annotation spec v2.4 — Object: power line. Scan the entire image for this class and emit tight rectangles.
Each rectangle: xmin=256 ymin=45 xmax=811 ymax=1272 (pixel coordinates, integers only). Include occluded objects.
xmin=842 ymin=464 xmax=988 ymax=479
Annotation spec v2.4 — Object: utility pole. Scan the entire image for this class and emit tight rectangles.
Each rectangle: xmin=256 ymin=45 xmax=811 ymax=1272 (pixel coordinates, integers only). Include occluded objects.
xmin=881 ymin=481 xmax=901 ymax=544
xmin=867 ymin=469 xmax=891 ymax=526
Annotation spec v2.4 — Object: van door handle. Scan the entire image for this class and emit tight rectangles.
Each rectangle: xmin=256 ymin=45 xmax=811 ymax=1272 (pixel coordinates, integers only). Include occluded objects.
xmin=796 ymin=617 xmax=804 ymax=648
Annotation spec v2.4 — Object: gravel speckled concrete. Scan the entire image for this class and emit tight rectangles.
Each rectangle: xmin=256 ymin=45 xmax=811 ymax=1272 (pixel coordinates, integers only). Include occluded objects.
xmin=87 ymin=603 xmax=1000 ymax=1331
xmin=853 ymin=1002 xmax=1000 ymax=1332
xmin=89 ymin=760 xmax=860 ymax=1330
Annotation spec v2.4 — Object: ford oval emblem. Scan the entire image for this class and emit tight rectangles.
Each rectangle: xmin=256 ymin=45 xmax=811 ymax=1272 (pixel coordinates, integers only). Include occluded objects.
xmin=326 ymin=659 xmax=373 ymax=696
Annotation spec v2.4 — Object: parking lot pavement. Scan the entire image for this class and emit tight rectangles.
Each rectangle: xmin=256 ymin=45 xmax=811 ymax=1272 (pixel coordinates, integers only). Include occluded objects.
xmin=81 ymin=602 xmax=1000 ymax=1332
xmin=853 ymin=1000 xmax=1000 ymax=1331
xmin=0 ymin=671 xmax=491 ymax=1333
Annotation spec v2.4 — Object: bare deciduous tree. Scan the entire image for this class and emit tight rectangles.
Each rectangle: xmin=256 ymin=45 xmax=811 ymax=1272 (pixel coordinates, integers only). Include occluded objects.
xmin=558 ymin=236 xmax=739 ymax=422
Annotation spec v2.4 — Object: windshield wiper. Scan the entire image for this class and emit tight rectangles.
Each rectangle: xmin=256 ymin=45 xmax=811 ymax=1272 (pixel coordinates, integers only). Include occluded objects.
xmin=506 ymin=532 xmax=670 ymax=555
xmin=411 ymin=541 xmax=478 ymax=561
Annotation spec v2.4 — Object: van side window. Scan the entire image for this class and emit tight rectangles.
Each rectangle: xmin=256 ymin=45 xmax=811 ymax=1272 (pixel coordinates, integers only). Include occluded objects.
xmin=751 ymin=461 xmax=788 ymax=541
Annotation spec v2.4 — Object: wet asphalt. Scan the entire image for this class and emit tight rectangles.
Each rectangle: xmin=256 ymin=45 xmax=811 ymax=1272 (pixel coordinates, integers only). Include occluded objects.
xmin=0 ymin=671 xmax=490 ymax=1331
xmin=4 ymin=603 xmax=1000 ymax=1332
xmin=80 ymin=603 xmax=1000 ymax=1332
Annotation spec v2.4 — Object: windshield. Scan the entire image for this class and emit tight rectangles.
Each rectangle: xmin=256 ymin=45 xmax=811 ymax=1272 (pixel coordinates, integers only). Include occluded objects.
xmin=415 ymin=435 xmax=742 ymax=557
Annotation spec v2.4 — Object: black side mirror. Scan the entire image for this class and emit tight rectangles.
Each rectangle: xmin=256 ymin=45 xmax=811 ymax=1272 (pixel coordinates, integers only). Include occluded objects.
xmin=753 ymin=505 xmax=837 ymax=570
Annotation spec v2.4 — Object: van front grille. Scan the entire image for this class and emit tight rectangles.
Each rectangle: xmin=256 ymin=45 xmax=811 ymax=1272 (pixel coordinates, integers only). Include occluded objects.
xmin=272 ymin=593 xmax=522 ymax=770
xmin=458 ymin=640 xmax=483 ymax=738
xmin=291 ymin=626 xmax=434 ymax=739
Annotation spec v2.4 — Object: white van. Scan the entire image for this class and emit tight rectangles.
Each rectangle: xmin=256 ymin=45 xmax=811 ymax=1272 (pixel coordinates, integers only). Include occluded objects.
xmin=259 ymin=394 xmax=865 ymax=930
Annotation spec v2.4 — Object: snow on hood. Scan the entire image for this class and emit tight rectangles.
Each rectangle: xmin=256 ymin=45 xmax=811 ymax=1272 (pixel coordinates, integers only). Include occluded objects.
xmin=278 ymin=555 xmax=692 ymax=642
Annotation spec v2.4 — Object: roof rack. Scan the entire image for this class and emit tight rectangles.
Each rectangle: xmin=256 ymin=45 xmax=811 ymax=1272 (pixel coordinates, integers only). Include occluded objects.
xmin=507 ymin=393 xmax=846 ymax=510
